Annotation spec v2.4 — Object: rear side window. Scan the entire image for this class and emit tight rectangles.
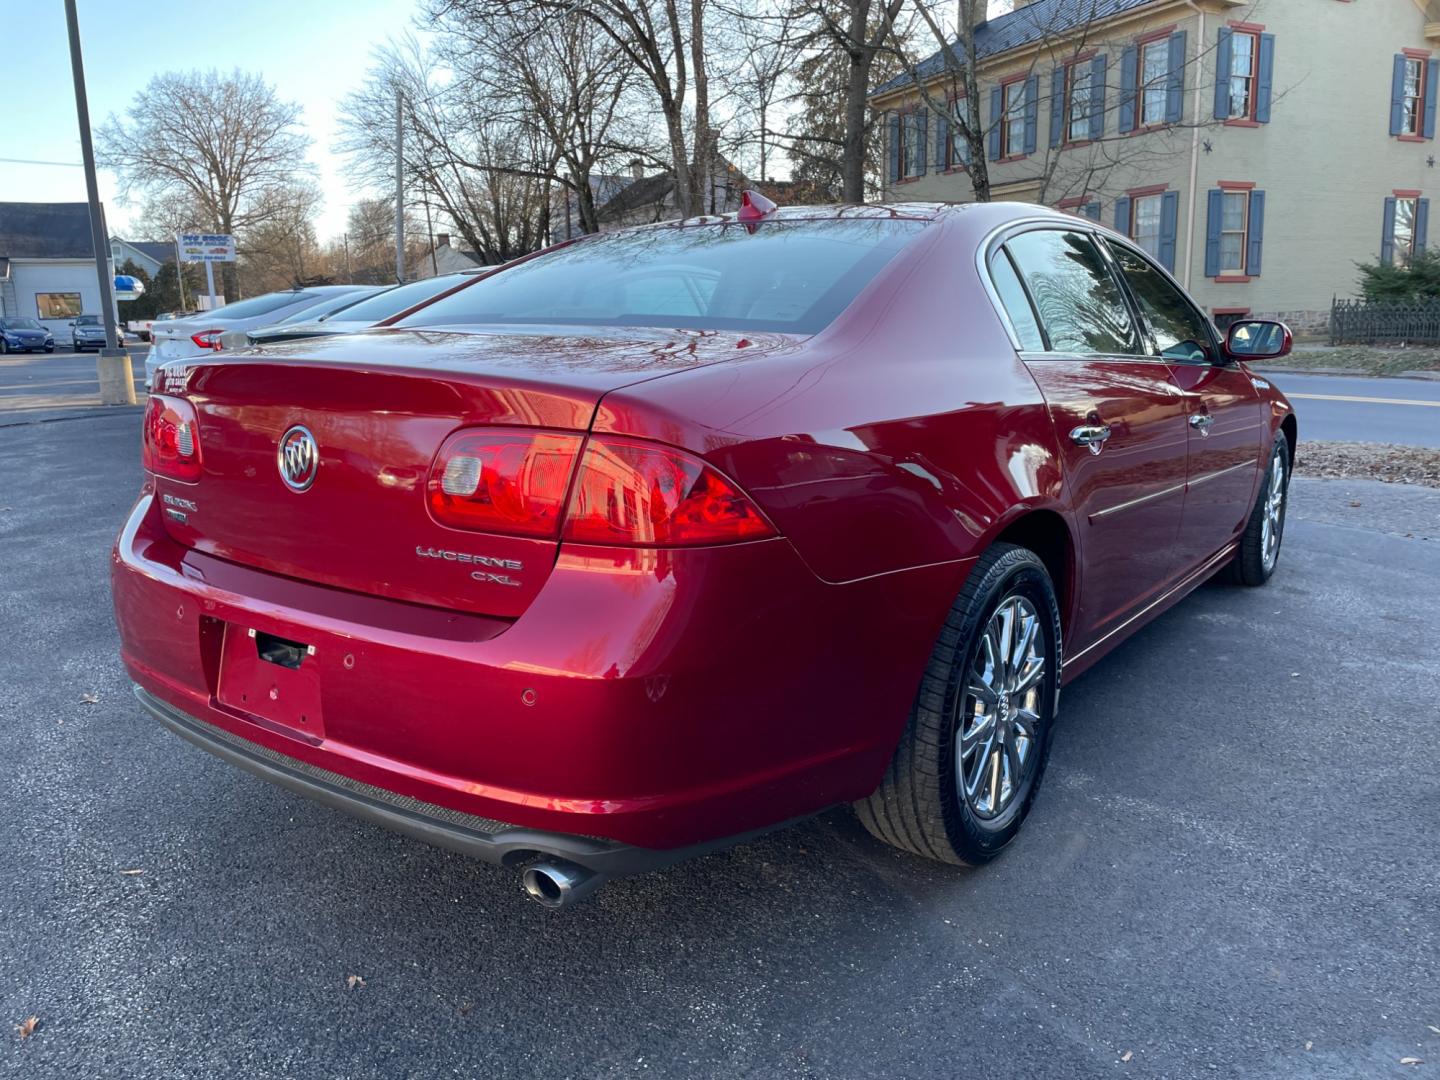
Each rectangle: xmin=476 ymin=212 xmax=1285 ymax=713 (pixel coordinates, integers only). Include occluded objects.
xmin=1004 ymin=229 xmax=1138 ymax=355
xmin=211 ymin=291 xmax=319 ymax=321
xmin=987 ymin=250 xmax=1045 ymax=351
xmin=396 ymin=219 xmax=928 ymax=335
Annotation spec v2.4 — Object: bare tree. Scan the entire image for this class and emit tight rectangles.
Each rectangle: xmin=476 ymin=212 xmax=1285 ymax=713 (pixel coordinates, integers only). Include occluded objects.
xmin=97 ymin=69 xmax=313 ymax=299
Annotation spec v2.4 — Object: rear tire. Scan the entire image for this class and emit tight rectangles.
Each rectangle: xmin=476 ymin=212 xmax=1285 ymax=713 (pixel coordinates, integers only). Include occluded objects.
xmin=855 ymin=543 xmax=1062 ymax=865
xmin=1228 ymin=433 xmax=1289 ymax=587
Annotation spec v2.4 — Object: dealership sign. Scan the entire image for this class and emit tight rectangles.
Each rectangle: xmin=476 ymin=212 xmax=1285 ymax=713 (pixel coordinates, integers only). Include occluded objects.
xmin=177 ymin=233 xmax=236 ymax=263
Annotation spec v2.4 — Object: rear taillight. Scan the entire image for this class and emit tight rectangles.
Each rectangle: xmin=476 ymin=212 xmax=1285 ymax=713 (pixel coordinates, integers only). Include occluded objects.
xmin=426 ymin=429 xmax=776 ymax=547
xmin=562 ymin=436 xmax=776 ymax=547
xmin=190 ymin=329 xmax=222 ymax=351
xmin=142 ymin=394 xmax=202 ymax=482
xmin=428 ymin=429 xmax=583 ymax=538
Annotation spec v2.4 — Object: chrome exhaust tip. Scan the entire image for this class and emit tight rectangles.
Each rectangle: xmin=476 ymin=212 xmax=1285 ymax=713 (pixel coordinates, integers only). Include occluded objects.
xmin=521 ymin=859 xmax=604 ymax=910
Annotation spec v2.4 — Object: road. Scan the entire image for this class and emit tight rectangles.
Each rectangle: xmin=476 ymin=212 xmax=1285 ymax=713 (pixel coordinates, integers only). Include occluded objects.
xmin=1260 ymin=370 xmax=1440 ymax=447
xmin=0 ymin=408 xmax=1437 ymax=1079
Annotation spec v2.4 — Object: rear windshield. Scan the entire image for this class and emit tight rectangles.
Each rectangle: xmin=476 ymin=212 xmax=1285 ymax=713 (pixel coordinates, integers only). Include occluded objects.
xmin=329 ymin=274 xmax=470 ymax=324
xmin=76 ymin=315 xmax=100 ymax=325
xmin=396 ymin=219 xmax=928 ymax=335
xmin=210 ymin=291 xmax=319 ymax=321
xmin=275 ymin=288 xmax=382 ymax=325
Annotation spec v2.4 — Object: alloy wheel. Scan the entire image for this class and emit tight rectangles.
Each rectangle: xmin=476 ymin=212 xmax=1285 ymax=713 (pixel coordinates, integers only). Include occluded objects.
xmin=957 ymin=595 xmax=1046 ymax=820
xmin=1261 ymin=449 xmax=1286 ymax=572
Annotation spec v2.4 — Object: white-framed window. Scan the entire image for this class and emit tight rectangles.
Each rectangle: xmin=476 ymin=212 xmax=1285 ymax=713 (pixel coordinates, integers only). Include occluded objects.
xmin=1392 ymin=196 xmax=1419 ymax=264
xmin=1139 ymin=39 xmax=1170 ymax=126
xmin=1066 ymin=65 xmax=1093 ymax=142
xmin=1228 ymin=31 xmax=1259 ymax=119
xmin=1218 ymin=190 xmax=1249 ymax=272
xmin=1131 ymin=193 xmax=1164 ymax=259
xmin=1002 ymin=79 xmax=1027 ymax=157
xmin=1402 ymin=58 xmax=1426 ymax=136
xmin=36 ymin=292 xmax=82 ymax=319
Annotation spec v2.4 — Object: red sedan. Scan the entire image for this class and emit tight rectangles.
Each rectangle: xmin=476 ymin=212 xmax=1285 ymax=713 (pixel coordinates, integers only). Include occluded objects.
xmin=114 ymin=199 xmax=1296 ymax=908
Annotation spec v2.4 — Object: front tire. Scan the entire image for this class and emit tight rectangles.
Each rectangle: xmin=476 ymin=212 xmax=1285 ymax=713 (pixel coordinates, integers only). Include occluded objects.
xmin=1228 ymin=433 xmax=1290 ymax=586
xmin=855 ymin=543 xmax=1062 ymax=865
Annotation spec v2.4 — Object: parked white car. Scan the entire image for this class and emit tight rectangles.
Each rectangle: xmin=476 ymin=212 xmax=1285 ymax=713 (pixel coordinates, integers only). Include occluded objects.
xmin=145 ymin=286 xmax=371 ymax=388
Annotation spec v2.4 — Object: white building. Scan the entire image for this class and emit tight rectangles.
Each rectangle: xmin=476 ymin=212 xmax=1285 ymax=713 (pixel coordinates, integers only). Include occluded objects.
xmin=0 ymin=202 xmax=113 ymax=339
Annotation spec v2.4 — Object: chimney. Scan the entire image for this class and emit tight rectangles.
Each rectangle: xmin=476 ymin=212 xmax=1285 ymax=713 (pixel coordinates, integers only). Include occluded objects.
xmin=629 ymin=160 xmax=645 ymax=183
xmin=436 ymin=232 xmax=451 ymax=249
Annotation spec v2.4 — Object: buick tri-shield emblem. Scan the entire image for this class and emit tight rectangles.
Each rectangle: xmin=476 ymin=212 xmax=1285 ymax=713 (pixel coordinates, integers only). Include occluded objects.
xmin=277 ymin=425 xmax=319 ymax=491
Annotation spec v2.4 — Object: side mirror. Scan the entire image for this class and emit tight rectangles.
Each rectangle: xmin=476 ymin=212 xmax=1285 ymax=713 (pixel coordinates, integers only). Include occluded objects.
xmin=1224 ymin=319 xmax=1292 ymax=362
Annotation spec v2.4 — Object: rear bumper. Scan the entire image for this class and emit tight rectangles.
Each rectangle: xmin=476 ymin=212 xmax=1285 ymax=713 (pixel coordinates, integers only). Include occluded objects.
xmin=113 ymin=491 xmax=969 ymax=855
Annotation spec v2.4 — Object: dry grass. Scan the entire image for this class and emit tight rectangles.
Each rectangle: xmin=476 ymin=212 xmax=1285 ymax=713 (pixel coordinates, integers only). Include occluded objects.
xmin=1295 ymin=441 xmax=1440 ymax=488
xmin=1265 ymin=347 xmax=1440 ymax=377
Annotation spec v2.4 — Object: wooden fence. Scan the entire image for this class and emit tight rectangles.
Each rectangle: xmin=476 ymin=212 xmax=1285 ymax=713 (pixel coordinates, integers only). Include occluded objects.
xmin=1330 ymin=298 xmax=1440 ymax=345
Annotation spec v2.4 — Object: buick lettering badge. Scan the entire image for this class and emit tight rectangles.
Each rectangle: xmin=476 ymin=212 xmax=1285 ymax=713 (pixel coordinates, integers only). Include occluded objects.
xmin=278 ymin=425 xmax=319 ymax=491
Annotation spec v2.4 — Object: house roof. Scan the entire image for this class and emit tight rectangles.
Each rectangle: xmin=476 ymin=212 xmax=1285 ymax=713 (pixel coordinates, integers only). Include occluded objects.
xmin=872 ymin=0 xmax=1158 ymax=97
xmin=113 ymin=238 xmax=176 ymax=266
xmin=598 ymin=172 xmax=676 ymax=223
xmin=0 ymin=202 xmax=98 ymax=259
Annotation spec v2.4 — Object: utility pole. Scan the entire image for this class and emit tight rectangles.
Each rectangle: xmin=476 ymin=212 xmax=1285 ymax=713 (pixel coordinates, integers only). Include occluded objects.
xmin=394 ymin=89 xmax=405 ymax=284
xmin=64 ymin=0 xmax=134 ymax=405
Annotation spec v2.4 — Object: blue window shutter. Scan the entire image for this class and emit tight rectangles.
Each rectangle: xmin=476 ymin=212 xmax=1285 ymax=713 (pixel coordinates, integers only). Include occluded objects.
xmin=935 ymin=109 xmax=949 ymax=169
xmin=1381 ymin=197 xmax=1397 ymax=264
xmin=913 ymin=112 xmax=928 ymax=174
xmin=1426 ymin=61 xmax=1439 ymax=138
xmin=1159 ymin=190 xmax=1180 ymax=273
xmin=1024 ymin=75 xmax=1039 ymax=153
xmin=1391 ymin=56 xmax=1407 ymax=136
xmin=989 ymin=87 xmax=1003 ymax=159
xmin=1214 ymin=28 xmax=1233 ymax=119
xmin=1165 ymin=31 xmax=1186 ymax=124
xmin=1115 ymin=196 xmax=1132 ymax=237
xmin=1256 ymin=34 xmax=1275 ymax=123
xmin=1050 ymin=66 xmax=1065 ymax=148
xmin=1119 ymin=45 xmax=1138 ymax=133
xmin=1205 ymin=189 xmax=1224 ymax=277
xmin=1089 ymin=54 xmax=1107 ymax=140
xmin=1245 ymin=190 xmax=1265 ymax=276
xmin=888 ymin=113 xmax=901 ymax=183
xmin=1085 ymin=201 xmax=1101 ymax=222
xmin=1417 ymin=197 xmax=1431 ymax=253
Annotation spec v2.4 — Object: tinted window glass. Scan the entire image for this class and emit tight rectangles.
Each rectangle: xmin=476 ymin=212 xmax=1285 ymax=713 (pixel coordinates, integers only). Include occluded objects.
xmin=1107 ymin=242 xmax=1213 ymax=363
xmin=331 ymin=275 xmax=471 ymax=324
xmin=1005 ymin=230 xmax=1137 ymax=354
xmin=397 ymin=220 xmax=928 ymax=335
xmin=76 ymin=315 xmax=100 ymax=325
xmin=3 ymin=318 xmax=42 ymax=330
xmin=275 ymin=288 xmax=382 ymax=325
xmin=210 ymin=291 xmax=319 ymax=321
xmin=988 ymin=250 xmax=1045 ymax=350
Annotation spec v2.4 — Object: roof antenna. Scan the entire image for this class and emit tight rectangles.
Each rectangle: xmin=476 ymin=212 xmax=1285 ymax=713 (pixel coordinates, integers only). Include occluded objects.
xmin=737 ymin=189 xmax=777 ymax=221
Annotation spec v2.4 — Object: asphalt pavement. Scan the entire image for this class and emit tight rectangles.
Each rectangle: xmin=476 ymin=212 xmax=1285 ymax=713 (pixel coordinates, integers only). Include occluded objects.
xmin=1259 ymin=371 xmax=1440 ymax=447
xmin=1 ymin=408 xmax=1437 ymax=1079
xmin=0 ymin=346 xmax=148 ymax=421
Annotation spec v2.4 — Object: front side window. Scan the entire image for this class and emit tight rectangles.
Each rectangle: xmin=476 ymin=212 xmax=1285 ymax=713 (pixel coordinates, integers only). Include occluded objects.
xmin=1004 ymin=229 xmax=1138 ymax=355
xmin=1108 ymin=242 xmax=1214 ymax=363
xmin=1392 ymin=196 xmax=1419 ymax=265
xmin=397 ymin=219 xmax=928 ymax=336
xmin=1139 ymin=40 xmax=1169 ymax=126
xmin=36 ymin=293 xmax=82 ymax=319
xmin=1403 ymin=58 xmax=1425 ymax=136
xmin=1003 ymin=80 xmax=1027 ymax=156
xmin=1067 ymin=66 xmax=1092 ymax=142
xmin=1228 ymin=31 xmax=1258 ymax=119
xmin=1130 ymin=194 xmax=1164 ymax=260
xmin=1219 ymin=191 xmax=1249 ymax=272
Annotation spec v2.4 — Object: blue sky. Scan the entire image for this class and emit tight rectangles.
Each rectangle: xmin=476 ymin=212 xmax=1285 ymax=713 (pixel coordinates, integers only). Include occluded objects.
xmin=1 ymin=0 xmax=418 ymax=241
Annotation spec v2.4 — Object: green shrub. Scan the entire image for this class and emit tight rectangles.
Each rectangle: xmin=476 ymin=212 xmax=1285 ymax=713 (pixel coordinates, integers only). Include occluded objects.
xmin=1357 ymin=249 xmax=1440 ymax=300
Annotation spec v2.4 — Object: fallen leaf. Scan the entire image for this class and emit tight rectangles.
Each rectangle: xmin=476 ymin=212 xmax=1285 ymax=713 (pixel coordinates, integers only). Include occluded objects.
xmin=346 ymin=974 xmax=366 ymax=990
xmin=1120 ymin=1050 xmax=1133 ymax=1063
xmin=1401 ymin=1058 xmax=1423 ymax=1067
xmin=1290 ymin=672 xmax=1300 ymax=678
xmin=15 ymin=1016 xmax=37 ymax=1039
xmin=119 ymin=869 xmax=144 ymax=876
xmin=80 ymin=693 xmax=99 ymax=705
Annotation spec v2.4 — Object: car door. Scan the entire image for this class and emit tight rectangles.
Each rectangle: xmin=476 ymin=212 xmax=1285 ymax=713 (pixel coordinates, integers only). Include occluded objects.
xmin=1102 ymin=240 xmax=1265 ymax=571
xmin=994 ymin=227 xmax=1191 ymax=652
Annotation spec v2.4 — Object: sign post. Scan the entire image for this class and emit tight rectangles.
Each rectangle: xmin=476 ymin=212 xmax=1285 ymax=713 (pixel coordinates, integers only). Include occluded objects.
xmin=176 ymin=233 xmax=236 ymax=310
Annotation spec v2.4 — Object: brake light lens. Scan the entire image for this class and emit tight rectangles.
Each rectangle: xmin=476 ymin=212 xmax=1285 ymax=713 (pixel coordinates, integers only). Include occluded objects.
xmin=190 ymin=329 xmax=222 ymax=351
xmin=562 ymin=436 xmax=776 ymax=547
xmin=428 ymin=429 xmax=583 ymax=538
xmin=142 ymin=395 xmax=202 ymax=482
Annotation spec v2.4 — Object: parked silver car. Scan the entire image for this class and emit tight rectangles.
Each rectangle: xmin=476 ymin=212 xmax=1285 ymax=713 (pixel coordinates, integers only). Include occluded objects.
xmin=70 ymin=315 xmax=126 ymax=352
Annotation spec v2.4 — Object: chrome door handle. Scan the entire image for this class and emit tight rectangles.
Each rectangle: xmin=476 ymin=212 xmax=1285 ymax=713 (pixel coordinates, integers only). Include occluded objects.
xmin=1189 ymin=413 xmax=1214 ymax=436
xmin=1069 ymin=423 xmax=1112 ymax=455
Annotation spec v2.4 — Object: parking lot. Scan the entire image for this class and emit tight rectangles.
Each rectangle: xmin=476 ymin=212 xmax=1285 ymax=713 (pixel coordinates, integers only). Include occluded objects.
xmin=1 ymin=404 xmax=1437 ymax=1078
